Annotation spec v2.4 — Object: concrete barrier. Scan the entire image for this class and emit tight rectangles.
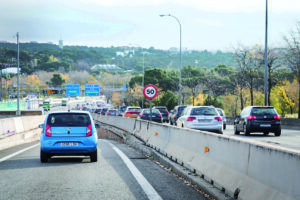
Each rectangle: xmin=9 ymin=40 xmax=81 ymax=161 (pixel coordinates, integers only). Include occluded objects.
xmin=96 ymin=115 xmax=300 ymax=200
xmin=0 ymin=115 xmax=45 ymax=150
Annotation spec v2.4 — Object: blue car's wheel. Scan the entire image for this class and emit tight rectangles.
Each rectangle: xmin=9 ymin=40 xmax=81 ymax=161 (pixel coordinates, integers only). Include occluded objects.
xmin=90 ymin=149 xmax=97 ymax=162
xmin=40 ymin=150 xmax=48 ymax=163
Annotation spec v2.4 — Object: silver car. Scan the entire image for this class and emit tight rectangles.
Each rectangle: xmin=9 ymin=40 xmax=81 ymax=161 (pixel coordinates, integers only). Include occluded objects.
xmin=176 ymin=106 xmax=223 ymax=134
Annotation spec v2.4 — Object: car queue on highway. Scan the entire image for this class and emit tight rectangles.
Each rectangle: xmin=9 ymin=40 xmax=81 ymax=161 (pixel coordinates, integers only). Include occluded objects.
xmin=78 ymin=102 xmax=281 ymax=137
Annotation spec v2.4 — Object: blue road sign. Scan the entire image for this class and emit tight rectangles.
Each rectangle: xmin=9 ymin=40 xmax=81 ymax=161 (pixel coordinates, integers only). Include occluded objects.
xmin=66 ymin=84 xmax=80 ymax=97
xmin=123 ymin=83 xmax=127 ymax=91
xmin=85 ymin=84 xmax=100 ymax=96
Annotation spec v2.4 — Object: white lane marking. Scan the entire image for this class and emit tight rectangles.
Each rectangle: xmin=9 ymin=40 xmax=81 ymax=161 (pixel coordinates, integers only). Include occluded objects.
xmin=103 ymin=140 xmax=163 ymax=200
xmin=0 ymin=143 xmax=39 ymax=163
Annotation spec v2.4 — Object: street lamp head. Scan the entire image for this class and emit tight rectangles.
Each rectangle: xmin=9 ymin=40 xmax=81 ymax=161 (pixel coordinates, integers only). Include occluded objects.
xmin=159 ymin=14 xmax=170 ymax=17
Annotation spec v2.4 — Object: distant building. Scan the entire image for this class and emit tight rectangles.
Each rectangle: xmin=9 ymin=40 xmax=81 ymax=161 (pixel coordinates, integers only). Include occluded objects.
xmin=91 ymin=64 xmax=122 ymax=71
xmin=30 ymin=41 xmax=38 ymax=43
xmin=59 ymin=39 xmax=63 ymax=49
xmin=116 ymin=52 xmax=125 ymax=57
xmin=1 ymin=67 xmax=18 ymax=74
xmin=116 ymin=49 xmax=135 ymax=57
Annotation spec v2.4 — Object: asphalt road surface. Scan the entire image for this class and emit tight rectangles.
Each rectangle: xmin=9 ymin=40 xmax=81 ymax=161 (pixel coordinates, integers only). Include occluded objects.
xmin=0 ymin=140 xmax=208 ymax=200
xmin=223 ymin=125 xmax=300 ymax=150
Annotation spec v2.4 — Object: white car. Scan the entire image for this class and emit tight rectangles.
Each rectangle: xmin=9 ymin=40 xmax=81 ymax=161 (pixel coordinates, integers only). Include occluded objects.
xmin=176 ymin=106 xmax=223 ymax=134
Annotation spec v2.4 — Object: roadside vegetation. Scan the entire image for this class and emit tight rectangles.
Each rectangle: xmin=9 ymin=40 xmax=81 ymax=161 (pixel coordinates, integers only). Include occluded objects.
xmin=0 ymin=22 xmax=299 ymax=118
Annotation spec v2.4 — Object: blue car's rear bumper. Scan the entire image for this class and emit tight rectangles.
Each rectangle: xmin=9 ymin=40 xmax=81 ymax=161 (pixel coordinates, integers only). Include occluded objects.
xmin=41 ymin=136 xmax=98 ymax=154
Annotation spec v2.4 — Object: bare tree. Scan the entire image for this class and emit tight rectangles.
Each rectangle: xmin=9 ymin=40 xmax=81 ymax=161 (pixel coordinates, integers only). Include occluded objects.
xmin=254 ymin=46 xmax=282 ymax=105
xmin=68 ymin=71 xmax=90 ymax=85
xmin=233 ymin=45 xmax=254 ymax=109
xmin=284 ymin=21 xmax=300 ymax=118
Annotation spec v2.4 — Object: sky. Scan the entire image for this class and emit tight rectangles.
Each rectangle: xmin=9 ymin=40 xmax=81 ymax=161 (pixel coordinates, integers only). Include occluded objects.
xmin=0 ymin=0 xmax=299 ymax=51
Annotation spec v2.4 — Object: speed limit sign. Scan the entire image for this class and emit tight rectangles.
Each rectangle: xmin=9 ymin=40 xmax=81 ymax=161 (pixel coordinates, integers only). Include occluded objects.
xmin=143 ymin=84 xmax=158 ymax=100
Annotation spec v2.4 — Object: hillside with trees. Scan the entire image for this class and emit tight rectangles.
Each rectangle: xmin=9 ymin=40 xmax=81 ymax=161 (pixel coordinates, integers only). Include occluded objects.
xmin=0 ymin=42 xmax=235 ymax=75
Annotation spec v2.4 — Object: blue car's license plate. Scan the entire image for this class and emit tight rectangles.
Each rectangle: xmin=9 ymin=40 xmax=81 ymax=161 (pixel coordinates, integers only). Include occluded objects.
xmin=60 ymin=142 xmax=78 ymax=147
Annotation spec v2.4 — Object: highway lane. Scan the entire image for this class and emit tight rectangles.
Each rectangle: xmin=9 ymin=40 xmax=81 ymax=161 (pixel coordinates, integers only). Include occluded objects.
xmin=0 ymin=140 xmax=207 ymax=200
xmin=164 ymin=122 xmax=300 ymax=151
xmin=223 ymin=125 xmax=300 ymax=150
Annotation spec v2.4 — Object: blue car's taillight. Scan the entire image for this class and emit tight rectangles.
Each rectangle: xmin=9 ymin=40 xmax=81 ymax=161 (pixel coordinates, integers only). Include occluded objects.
xmin=46 ymin=124 xmax=52 ymax=137
xmin=86 ymin=124 xmax=92 ymax=136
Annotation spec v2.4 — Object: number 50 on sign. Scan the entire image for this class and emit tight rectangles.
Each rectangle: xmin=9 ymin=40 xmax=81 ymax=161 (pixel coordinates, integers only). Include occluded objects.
xmin=143 ymin=84 xmax=158 ymax=100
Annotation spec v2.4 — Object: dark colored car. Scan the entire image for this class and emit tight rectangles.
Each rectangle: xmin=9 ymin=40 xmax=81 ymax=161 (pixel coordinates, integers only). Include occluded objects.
xmin=138 ymin=109 xmax=163 ymax=123
xmin=234 ymin=106 xmax=281 ymax=136
xmin=118 ymin=106 xmax=127 ymax=116
xmin=106 ymin=109 xmax=117 ymax=116
xmin=39 ymin=111 xmax=100 ymax=163
xmin=153 ymin=106 xmax=169 ymax=123
xmin=100 ymin=108 xmax=108 ymax=115
xmin=94 ymin=108 xmax=101 ymax=114
xmin=169 ymin=105 xmax=187 ymax=126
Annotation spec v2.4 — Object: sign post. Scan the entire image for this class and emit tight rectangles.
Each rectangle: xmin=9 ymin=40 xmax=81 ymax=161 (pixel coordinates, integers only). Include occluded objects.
xmin=143 ymin=84 xmax=158 ymax=121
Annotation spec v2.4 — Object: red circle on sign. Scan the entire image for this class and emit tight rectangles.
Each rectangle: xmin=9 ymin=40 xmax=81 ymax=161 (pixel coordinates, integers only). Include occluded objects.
xmin=143 ymin=84 xmax=158 ymax=100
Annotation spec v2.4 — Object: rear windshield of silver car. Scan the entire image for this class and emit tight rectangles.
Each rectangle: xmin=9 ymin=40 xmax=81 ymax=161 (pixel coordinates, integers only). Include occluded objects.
xmin=251 ymin=107 xmax=277 ymax=115
xmin=191 ymin=107 xmax=218 ymax=115
xmin=47 ymin=113 xmax=91 ymax=127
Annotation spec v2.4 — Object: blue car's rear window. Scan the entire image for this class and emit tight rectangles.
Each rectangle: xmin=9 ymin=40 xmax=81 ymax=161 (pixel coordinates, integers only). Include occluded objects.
xmin=47 ymin=113 xmax=91 ymax=127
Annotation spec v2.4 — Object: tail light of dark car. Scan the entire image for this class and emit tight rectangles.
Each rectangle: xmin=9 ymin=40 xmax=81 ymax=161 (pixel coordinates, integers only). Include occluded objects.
xmin=187 ymin=117 xmax=196 ymax=121
xmin=274 ymin=114 xmax=280 ymax=120
xmin=86 ymin=124 xmax=92 ymax=137
xmin=46 ymin=124 xmax=51 ymax=137
xmin=141 ymin=113 xmax=145 ymax=117
xmin=158 ymin=114 xmax=162 ymax=117
xmin=214 ymin=117 xmax=222 ymax=121
xmin=248 ymin=115 xmax=257 ymax=120
xmin=106 ymin=112 xmax=110 ymax=115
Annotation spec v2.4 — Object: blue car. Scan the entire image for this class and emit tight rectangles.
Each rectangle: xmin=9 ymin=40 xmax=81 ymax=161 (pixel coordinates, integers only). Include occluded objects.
xmin=40 ymin=111 xmax=100 ymax=163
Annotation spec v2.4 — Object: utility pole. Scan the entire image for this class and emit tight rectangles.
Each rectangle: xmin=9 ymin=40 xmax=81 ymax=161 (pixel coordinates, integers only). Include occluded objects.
xmin=17 ymin=32 xmax=20 ymax=116
xmin=160 ymin=14 xmax=182 ymax=105
xmin=264 ymin=0 xmax=268 ymax=106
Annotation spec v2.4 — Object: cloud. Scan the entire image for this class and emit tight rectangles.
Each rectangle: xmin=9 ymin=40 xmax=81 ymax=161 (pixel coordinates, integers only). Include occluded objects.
xmin=173 ymin=0 xmax=300 ymax=14
xmin=195 ymin=18 xmax=224 ymax=27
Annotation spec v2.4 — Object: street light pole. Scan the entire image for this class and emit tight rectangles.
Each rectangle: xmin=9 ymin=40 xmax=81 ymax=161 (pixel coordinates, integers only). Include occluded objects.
xmin=142 ymin=52 xmax=145 ymax=108
xmin=160 ymin=14 xmax=182 ymax=105
xmin=264 ymin=0 xmax=268 ymax=106
xmin=16 ymin=32 xmax=20 ymax=116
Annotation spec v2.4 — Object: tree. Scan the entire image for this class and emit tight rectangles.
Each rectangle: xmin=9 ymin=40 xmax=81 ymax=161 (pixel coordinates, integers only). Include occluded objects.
xmin=284 ymin=21 xmax=300 ymax=118
xmin=128 ymin=68 xmax=177 ymax=92
xmin=254 ymin=46 xmax=284 ymax=106
xmin=233 ymin=45 xmax=257 ymax=108
xmin=159 ymin=90 xmax=178 ymax=111
xmin=182 ymin=66 xmax=205 ymax=106
xmin=48 ymin=74 xmax=65 ymax=87
xmin=203 ymin=95 xmax=223 ymax=108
